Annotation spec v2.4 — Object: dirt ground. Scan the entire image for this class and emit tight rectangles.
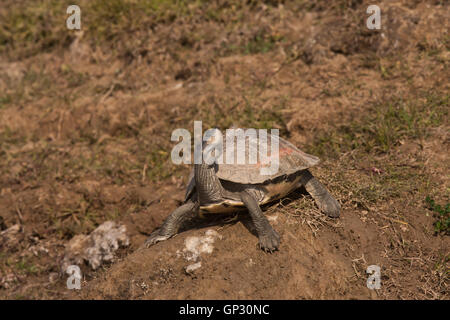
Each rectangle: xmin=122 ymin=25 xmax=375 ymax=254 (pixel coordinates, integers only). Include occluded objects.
xmin=0 ymin=0 xmax=448 ymax=299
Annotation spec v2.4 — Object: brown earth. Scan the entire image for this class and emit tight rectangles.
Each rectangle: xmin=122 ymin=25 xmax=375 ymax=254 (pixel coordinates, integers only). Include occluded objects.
xmin=0 ymin=0 xmax=448 ymax=299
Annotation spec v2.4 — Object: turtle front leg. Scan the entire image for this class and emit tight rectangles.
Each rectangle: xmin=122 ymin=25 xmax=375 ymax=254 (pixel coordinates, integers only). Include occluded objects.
xmin=240 ymin=190 xmax=280 ymax=253
xmin=143 ymin=200 xmax=198 ymax=248
xmin=300 ymin=170 xmax=341 ymax=218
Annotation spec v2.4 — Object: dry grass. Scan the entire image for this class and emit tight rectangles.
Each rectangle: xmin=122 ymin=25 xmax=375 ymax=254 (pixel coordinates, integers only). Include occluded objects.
xmin=0 ymin=0 xmax=448 ymax=299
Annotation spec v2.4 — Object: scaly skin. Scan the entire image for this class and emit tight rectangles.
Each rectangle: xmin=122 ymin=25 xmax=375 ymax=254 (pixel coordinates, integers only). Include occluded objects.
xmin=194 ymin=163 xmax=224 ymax=203
xmin=240 ymin=190 xmax=280 ymax=252
xmin=143 ymin=200 xmax=198 ymax=248
xmin=300 ymin=170 xmax=341 ymax=218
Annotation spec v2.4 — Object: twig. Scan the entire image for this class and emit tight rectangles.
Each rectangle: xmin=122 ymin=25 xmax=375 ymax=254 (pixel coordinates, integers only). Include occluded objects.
xmin=142 ymin=164 xmax=148 ymax=183
xmin=15 ymin=205 xmax=24 ymax=225
xmin=99 ymin=83 xmax=116 ymax=104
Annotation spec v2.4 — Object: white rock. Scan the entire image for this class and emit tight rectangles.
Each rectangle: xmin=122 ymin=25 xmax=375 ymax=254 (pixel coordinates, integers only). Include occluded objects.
xmin=62 ymin=221 xmax=129 ymax=272
xmin=185 ymin=262 xmax=202 ymax=273
xmin=0 ymin=224 xmax=21 ymax=248
xmin=180 ymin=229 xmax=221 ymax=262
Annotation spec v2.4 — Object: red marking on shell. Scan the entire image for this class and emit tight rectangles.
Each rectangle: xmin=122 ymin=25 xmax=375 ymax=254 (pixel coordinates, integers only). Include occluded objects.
xmin=255 ymin=148 xmax=292 ymax=168
xmin=279 ymin=148 xmax=294 ymax=156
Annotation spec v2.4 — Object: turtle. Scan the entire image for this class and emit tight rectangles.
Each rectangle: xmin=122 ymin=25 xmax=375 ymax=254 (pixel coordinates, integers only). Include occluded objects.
xmin=143 ymin=132 xmax=340 ymax=252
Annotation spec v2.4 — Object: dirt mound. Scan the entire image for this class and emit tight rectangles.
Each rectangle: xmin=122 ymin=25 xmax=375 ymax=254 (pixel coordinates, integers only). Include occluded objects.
xmin=77 ymin=207 xmax=371 ymax=300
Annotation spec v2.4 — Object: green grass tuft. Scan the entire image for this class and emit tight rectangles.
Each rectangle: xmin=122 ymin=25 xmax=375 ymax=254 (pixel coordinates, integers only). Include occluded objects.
xmin=310 ymin=93 xmax=449 ymax=157
xmin=426 ymin=197 xmax=450 ymax=235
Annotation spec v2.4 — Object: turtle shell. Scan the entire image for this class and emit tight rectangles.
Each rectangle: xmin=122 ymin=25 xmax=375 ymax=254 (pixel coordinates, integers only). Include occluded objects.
xmin=207 ymin=131 xmax=320 ymax=184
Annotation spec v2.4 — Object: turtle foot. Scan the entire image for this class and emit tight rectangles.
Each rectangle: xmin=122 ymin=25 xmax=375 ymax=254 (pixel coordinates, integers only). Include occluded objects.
xmin=258 ymin=229 xmax=280 ymax=253
xmin=143 ymin=230 xmax=171 ymax=248
xmin=318 ymin=194 xmax=341 ymax=218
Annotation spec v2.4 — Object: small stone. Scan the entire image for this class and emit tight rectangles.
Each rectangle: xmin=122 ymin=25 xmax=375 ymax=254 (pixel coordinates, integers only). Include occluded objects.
xmin=185 ymin=262 xmax=202 ymax=273
xmin=49 ymin=272 xmax=60 ymax=283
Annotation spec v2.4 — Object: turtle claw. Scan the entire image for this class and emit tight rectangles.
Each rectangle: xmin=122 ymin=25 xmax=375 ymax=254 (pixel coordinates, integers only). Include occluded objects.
xmin=318 ymin=195 xmax=341 ymax=218
xmin=143 ymin=230 xmax=171 ymax=248
xmin=223 ymin=213 xmax=239 ymax=224
xmin=258 ymin=229 xmax=280 ymax=253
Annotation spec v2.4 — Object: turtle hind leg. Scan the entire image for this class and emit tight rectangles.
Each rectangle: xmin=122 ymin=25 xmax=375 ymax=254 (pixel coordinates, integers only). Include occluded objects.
xmin=300 ymin=170 xmax=341 ymax=218
xmin=240 ymin=190 xmax=280 ymax=253
xmin=143 ymin=200 xmax=198 ymax=248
